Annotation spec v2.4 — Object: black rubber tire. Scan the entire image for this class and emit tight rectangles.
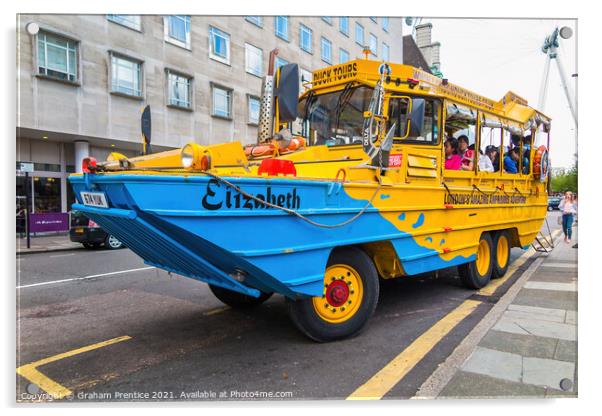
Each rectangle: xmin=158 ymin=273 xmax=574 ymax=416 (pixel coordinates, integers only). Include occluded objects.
xmin=492 ymin=230 xmax=511 ymax=279
xmin=286 ymin=246 xmax=379 ymax=343
xmin=458 ymin=233 xmax=493 ymax=289
xmin=209 ymin=284 xmax=273 ymax=309
xmin=104 ymin=235 xmax=124 ymax=250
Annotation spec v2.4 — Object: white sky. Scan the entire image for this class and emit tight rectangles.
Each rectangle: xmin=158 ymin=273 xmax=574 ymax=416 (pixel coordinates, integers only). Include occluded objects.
xmin=414 ymin=18 xmax=577 ymax=169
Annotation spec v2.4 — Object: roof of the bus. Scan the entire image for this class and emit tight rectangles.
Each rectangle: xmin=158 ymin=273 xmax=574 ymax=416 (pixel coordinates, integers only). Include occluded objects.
xmin=305 ymin=59 xmax=551 ymax=126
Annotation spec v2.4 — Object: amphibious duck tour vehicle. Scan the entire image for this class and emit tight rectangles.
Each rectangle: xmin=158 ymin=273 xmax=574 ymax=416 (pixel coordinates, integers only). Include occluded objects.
xmin=69 ymin=51 xmax=551 ymax=342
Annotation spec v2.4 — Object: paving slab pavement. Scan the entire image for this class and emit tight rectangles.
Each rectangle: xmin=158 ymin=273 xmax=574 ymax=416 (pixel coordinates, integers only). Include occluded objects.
xmin=16 ymin=234 xmax=83 ymax=255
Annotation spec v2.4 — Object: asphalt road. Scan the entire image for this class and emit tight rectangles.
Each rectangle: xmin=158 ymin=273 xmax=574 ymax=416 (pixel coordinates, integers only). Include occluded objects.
xmin=16 ymin=212 xmax=563 ymax=402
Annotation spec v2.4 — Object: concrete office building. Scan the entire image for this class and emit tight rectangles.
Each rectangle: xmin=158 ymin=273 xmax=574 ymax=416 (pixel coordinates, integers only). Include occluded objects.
xmin=16 ymin=15 xmax=404 ymax=216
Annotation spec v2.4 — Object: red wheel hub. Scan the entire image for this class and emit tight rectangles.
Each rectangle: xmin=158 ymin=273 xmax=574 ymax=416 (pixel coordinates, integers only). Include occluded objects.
xmin=325 ymin=280 xmax=349 ymax=307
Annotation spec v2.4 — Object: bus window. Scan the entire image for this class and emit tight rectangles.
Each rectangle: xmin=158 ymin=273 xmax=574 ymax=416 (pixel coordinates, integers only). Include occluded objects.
xmin=298 ymin=85 xmax=373 ymax=147
xmin=478 ymin=114 xmax=502 ymax=172
xmin=389 ymin=98 xmax=440 ymax=144
xmin=445 ymin=103 xmax=476 ymax=171
xmin=502 ymin=127 xmax=520 ymax=174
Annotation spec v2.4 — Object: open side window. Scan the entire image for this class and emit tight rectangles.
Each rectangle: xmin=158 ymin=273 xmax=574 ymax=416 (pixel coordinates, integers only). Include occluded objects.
xmin=478 ymin=113 xmax=503 ymax=173
xmin=387 ymin=96 xmax=440 ymax=145
xmin=501 ymin=123 xmax=522 ymax=175
xmin=444 ymin=102 xmax=476 ymax=171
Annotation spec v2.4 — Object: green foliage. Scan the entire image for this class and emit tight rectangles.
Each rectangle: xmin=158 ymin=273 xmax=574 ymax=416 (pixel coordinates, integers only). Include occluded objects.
xmin=551 ymin=162 xmax=578 ymax=193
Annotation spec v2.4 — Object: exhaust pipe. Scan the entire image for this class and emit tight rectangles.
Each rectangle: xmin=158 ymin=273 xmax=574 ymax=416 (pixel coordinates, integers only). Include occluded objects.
xmin=257 ymin=49 xmax=279 ymax=144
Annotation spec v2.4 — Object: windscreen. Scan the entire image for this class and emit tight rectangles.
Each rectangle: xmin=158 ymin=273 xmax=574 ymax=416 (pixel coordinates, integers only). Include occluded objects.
xmin=297 ymin=85 xmax=373 ymax=147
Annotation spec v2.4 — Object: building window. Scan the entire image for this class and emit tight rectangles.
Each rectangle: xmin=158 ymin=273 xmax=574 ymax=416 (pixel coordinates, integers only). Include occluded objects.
xmin=164 ymin=15 xmax=191 ymax=49
xmin=370 ymin=17 xmax=377 ymax=23
xmin=167 ymin=70 xmax=192 ymax=109
xmin=245 ymin=16 xmax=263 ymax=27
xmin=322 ymin=17 xmax=332 ymax=25
xmin=382 ymin=16 xmax=389 ymax=32
xmin=355 ymin=23 xmax=364 ymax=47
xmin=369 ymin=33 xmax=378 ymax=56
xmin=321 ymin=38 xmax=332 ymax=64
xmin=382 ymin=42 xmax=390 ymax=61
xmin=339 ymin=17 xmax=349 ymax=36
xmin=275 ymin=56 xmax=289 ymax=70
xmin=211 ymin=84 xmax=232 ymax=119
xmin=110 ymin=53 xmax=142 ymax=97
xmin=299 ymin=24 xmax=312 ymax=53
xmin=209 ymin=26 xmax=231 ymax=65
xmin=245 ymin=43 xmax=263 ymax=77
xmin=107 ymin=15 xmax=141 ymax=31
xmin=339 ymin=48 xmax=350 ymax=64
xmin=274 ymin=16 xmax=289 ymax=41
xmin=248 ymin=95 xmax=260 ymax=125
xmin=37 ymin=31 xmax=78 ymax=82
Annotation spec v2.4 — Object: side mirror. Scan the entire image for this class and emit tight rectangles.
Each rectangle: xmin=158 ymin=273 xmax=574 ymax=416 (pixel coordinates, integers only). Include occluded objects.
xmin=409 ymin=98 xmax=425 ymax=137
xmin=274 ymin=63 xmax=300 ymax=123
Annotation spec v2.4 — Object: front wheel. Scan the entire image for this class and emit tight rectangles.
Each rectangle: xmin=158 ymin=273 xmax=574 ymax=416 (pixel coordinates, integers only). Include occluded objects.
xmin=209 ymin=284 xmax=272 ymax=309
xmin=286 ymin=247 xmax=379 ymax=342
xmin=458 ymin=233 xmax=493 ymax=289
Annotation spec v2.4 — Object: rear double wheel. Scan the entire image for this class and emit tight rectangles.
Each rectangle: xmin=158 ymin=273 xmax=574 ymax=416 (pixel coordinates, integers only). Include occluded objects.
xmin=458 ymin=233 xmax=493 ymax=289
xmin=492 ymin=230 xmax=511 ymax=278
xmin=286 ymin=247 xmax=379 ymax=342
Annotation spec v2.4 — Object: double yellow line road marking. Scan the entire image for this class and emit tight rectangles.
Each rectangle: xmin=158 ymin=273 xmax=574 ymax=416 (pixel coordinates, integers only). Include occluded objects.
xmin=348 ymin=300 xmax=481 ymax=400
xmin=17 ymin=336 xmax=132 ymax=400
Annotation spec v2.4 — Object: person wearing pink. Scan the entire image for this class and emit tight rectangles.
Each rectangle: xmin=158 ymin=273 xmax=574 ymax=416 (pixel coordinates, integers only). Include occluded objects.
xmin=444 ymin=138 xmax=462 ymax=170
xmin=457 ymin=135 xmax=474 ymax=171
xmin=558 ymin=191 xmax=577 ymax=243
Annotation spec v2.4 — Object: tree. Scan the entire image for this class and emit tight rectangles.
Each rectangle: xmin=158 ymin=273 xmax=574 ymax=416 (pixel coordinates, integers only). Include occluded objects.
xmin=551 ymin=161 xmax=578 ymax=193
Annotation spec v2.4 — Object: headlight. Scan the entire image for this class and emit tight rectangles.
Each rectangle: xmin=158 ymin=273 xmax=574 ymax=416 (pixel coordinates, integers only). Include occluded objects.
xmin=181 ymin=143 xmax=211 ymax=170
xmin=181 ymin=144 xmax=195 ymax=168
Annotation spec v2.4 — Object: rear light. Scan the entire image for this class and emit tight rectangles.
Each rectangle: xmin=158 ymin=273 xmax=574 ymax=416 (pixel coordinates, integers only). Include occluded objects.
xmin=82 ymin=157 xmax=97 ymax=173
xmin=88 ymin=219 xmax=99 ymax=228
xmin=258 ymin=159 xmax=297 ymax=176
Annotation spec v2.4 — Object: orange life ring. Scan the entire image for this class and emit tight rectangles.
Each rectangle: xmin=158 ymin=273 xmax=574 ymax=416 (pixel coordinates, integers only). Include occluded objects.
xmin=244 ymin=143 xmax=276 ymax=158
xmin=278 ymin=136 xmax=306 ymax=154
xmin=533 ymin=145 xmax=549 ymax=182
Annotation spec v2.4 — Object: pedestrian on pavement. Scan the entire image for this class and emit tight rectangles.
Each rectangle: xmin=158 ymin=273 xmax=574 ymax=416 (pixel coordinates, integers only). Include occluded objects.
xmin=558 ymin=191 xmax=577 ymax=243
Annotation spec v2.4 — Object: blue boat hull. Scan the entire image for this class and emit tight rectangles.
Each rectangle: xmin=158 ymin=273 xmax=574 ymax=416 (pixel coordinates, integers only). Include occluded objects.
xmin=69 ymin=174 xmax=472 ymax=299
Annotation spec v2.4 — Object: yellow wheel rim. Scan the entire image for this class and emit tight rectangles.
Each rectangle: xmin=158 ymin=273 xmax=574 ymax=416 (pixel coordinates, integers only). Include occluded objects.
xmin=476 ymin=238 xmax=491 ymax=276
xmin=496 ymin=235 xmax=509 ymax=269
xmin=312 ymin=264 xmax=364 ymax=324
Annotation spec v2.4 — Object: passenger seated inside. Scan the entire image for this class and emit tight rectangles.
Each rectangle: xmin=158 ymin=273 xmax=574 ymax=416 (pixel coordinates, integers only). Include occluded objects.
xmin=479 ymin=145 xmax=498 ymax=172
xmin=504 ymin=147 xmax=520 ymax=174
xmin=457 ymin=135 xmax=474 ymax=171
xmin=492 ymin=148 xmax=500 ymax=172
xmin=444 ymin=138 xmax=462 ymax=170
